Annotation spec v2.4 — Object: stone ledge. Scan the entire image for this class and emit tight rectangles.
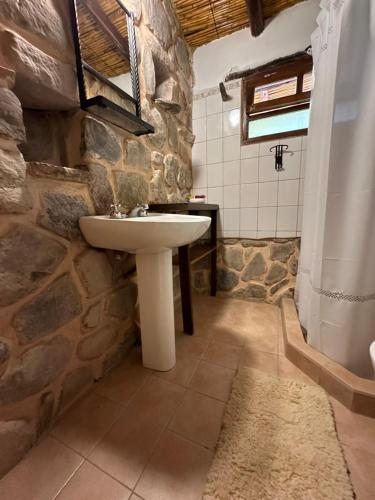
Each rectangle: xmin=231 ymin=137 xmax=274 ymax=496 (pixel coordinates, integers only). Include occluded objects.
xmin=27 ymin=162 xmax=90 ymax=184
xmin=281 ymin=298 xmax=375 ymax=418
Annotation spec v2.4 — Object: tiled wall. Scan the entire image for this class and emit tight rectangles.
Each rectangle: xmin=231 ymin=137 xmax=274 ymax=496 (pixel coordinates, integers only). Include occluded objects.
xmin=192 ymin=84 xmax=307 ymax=239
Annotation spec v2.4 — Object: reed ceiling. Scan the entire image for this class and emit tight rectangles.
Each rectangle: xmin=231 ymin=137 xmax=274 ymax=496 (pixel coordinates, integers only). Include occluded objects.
xmin=171 ymin=0 xmax=305 ymax=47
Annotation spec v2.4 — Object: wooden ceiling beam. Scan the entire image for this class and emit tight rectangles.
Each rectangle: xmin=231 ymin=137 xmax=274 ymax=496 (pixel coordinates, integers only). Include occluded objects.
xmin=245 ymin=0 xmax=264 ymax=37
xmin=83 ymin=0 xmax=130 ymax=61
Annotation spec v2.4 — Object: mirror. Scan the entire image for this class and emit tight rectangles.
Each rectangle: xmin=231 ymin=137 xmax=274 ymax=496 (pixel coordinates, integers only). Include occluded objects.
xmin=70 ymin=0 xmax=153 ymax=134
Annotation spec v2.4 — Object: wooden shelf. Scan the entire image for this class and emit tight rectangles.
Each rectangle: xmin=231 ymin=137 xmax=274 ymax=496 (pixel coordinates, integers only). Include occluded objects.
xmin=149 ymin=203 xmax=219 ymax=212
xmin=173 ymin=244 xmax=216 ymax=266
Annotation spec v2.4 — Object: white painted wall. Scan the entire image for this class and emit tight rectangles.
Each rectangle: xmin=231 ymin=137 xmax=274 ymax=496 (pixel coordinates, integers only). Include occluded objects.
xmin=109 ymin=73 xmax=133 ymax=96
xmin=193 ymin=0 xmax=319 ymax=91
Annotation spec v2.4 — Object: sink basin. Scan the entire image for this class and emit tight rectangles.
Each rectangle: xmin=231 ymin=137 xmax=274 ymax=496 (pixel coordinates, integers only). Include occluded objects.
xmin=79 ymin=213 xmax=211 ymax=254
xmin=79 ymin=213 xmax=211 ymax=371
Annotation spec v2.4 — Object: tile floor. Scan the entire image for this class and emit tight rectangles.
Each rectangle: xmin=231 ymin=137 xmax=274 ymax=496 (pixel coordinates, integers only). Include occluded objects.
xmin=1 ymin=295 xmax=374 ymax=500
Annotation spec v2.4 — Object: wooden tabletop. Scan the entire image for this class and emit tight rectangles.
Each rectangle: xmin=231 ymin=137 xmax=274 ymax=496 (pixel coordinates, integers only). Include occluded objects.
xmin=149 ymin=202 xmax=219 ymax=212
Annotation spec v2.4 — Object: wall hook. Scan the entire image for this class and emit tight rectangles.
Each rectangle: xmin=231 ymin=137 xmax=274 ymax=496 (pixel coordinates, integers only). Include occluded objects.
xmin=270 ymin=144 xmax=293 ymax=172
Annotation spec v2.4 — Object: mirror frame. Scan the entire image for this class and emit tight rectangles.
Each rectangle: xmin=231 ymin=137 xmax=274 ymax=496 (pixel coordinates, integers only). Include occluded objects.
xmin=69 ymin=0 xmax=154 ymax=135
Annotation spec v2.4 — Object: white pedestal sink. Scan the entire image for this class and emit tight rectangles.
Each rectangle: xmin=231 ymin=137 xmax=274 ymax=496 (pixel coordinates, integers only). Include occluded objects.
xmin=79 ymin=214 xmax=211 ymax=371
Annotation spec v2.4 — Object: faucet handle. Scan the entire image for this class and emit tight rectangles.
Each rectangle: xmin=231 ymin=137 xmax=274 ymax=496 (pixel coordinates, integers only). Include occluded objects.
xmin=109 ymin=203 xmax=123 ymax=218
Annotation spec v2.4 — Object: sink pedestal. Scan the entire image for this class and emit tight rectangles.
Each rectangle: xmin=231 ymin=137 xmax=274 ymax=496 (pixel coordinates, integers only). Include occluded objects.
xmin=136 ymin=249 xmax=176 ymax=371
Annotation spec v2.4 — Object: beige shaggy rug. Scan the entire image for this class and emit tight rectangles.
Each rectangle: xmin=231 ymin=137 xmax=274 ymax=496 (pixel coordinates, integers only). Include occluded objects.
xmin=204 ymin=368 xmax=354 ymax=500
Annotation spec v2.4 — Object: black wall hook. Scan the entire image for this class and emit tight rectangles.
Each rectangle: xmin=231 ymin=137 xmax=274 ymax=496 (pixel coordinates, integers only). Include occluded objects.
xmin=270 ymin=144 xmax=293 ymax=172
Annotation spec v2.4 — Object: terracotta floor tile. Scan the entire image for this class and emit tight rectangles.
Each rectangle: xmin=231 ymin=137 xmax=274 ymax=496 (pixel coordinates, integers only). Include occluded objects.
xmin=95 ymin=359 xmax=151 ymax=404
xmin=203 ymin=340 xmax=242 ymax=369
xmin=278 ymin=357 xmax=316 ymax=386
xmin=343 ymin=445 xmax=375 ymax=500
xmin=124 ymin=375 xmax=185 ymax=428
xmin=55 ymin=461 xmax=131 ymax=500
xmin=88 ymin=405 xmax=164 ymax=489
xmin=0 ymin=437 xmax=83 ymax=500
xmin=239 ymin=345 xmax=278 ymax=376
xmin=135 ymin=431 xmax=213 ymax=500
xmin=210 ymin=326 xmax=246 ymax=347
xmin=129 ymin=495 xmax=144 ymax=500
xmin=175 ymin=335 xmax=209 ymax=359
xmin=331 ymin=397 xmax=375 ymax=451
xmin=169 ymin=390 xmax=225 ymax=449
xmin=244 ymin=328 xmax=278 ymax=355
xmin=189 ymin=360 xmax=235 ymax=402
xmin=153 ymin=354 xmax=200 ymax=387
xmin=51 ymin=392 xmax=122 ymax=457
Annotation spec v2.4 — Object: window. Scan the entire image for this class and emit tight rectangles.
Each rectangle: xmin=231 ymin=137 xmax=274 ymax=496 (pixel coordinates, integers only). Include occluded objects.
xmin=241 ymin=55 xmax=313 ymax=144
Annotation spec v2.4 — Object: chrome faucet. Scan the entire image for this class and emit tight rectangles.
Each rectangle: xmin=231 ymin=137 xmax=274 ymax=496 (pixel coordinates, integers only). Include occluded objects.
xmin=109 ymin=203 xmax=124 ymax=219
xmin=128 ymin=203 xmax=149 ymax=218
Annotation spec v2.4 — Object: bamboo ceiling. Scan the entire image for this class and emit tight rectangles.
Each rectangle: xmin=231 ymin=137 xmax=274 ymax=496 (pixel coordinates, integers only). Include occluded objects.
xmin=77 ymin=0 xmax=130 ymax=77
xmin=172 ymin=0 xmax=305 ymax=47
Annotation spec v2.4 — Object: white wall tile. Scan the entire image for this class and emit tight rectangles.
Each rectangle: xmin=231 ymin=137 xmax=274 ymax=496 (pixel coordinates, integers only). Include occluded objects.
xmin=278 ymin=179 xmax=299 ymax=206
xmin=298 ymin=178 xmax=304 ymax=205
xmin=207 ymin=186 xmax=223 ymax=206
xmin=223 ymin=135 xmax=240 ymax=161
xmin=302 ymin=135 xmax=308 ymax=150
xmin=206 ymin=113 xmax=222 ymax=140
xmin=207 ymin=138 xmax=223 ymax=164
xmin=223 ymin=87 xmax=240 ymax=111
xmin=193 ymin=166 xmax=207 ymax=188
xmin=222 ymin=230 xmax=239 ymax=238
xmin=240 ymin=183 xmax=258 ymax=207
xmin=258 ymin=206 xmax=277 ymax=231
xmin=223 ymin=209 xmax=240 ymax=231
xmin=240 ymin=230 xmax=257 ymax=239
xmin=240 ymin=208 xmax=257 ymax=231
xmin=277 ymin=206 xmax=298 ymax=231
xmin=300 ymin=150 xmax=307 ymax=178
xmin=297 ymin=206 xmax=303 ymax=231
xmin=276 ymin=230 xmax=297 ymax=238
xmin=192 ymin=141 xmax=206 ymax=167
xmin=281 ymin=136 xmax=303 ymax=152
xmin=259 ymin=140 xmax=278 ymax=156
xmin=207 ymin=163 xmax=223 ymax=187
xmin=241 ymin=142 xmax=259 ymax=158
xmin=259 ymin=155 xmax=278 ymax=182
xmin=259 ymin=181 xmax=278 ymax=207
xmin=223 ymin=160 xmax=240 ymax=185
xmin=223 ymin=109 xmax=240 ymax=137
xmin=257 ymin=230 xmax=276 ymax=238
xmin=241 ymin=158 xmax=258 ymax=183
xmin=224 ymin=184 xmax=240 ymax=208
xmin=206 ymin=93 xmax=222 ymax=115
xmin=193 ymin=117 xmax=206 ymax=143
xmin=193 ymin=98 xmax=206 ymax=119
xmin=192 ymin=89 xmax=308 ymax=240
xmin=278 ymin=151 xmax=301 ymax=180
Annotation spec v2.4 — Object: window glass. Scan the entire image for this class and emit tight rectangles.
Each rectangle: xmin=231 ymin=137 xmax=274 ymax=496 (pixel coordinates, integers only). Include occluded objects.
xmin=253 ymin=77 xmax=297 ymax=104
xmin=248 ymin=108 xmax=310 ymax=139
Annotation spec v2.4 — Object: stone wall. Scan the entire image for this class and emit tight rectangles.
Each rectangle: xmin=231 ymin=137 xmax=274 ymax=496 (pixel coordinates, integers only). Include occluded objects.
xmin=0 ymin=0 xmax=193 ymax=477
xmin=192 ymin=238 xmax=299 ymax=304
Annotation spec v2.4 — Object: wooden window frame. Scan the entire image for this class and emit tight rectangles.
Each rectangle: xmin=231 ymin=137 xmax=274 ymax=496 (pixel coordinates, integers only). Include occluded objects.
xmin=241 ymin=54 xmax=313 ymax=145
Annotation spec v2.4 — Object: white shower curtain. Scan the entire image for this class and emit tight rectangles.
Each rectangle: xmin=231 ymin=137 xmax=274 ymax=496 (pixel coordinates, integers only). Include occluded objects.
xmin=296 ymin=0 xmax=375 ymax=378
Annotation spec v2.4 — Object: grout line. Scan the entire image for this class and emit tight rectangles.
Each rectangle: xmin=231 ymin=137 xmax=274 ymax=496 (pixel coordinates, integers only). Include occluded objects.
xmin=50 ymin=452 xmax=85 ymax=500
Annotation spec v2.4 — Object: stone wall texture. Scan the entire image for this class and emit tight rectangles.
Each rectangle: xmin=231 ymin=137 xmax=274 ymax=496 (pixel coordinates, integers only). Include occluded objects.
xmin=192 ymin=238 xmax=300 ymax=304
xmin=0 ymin=0 xmax=193 ymax=477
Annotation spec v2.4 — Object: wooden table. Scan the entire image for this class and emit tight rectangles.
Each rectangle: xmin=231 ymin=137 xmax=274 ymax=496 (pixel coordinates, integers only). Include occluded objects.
xmin=149 ymin=203 xmax=219 ymax=335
